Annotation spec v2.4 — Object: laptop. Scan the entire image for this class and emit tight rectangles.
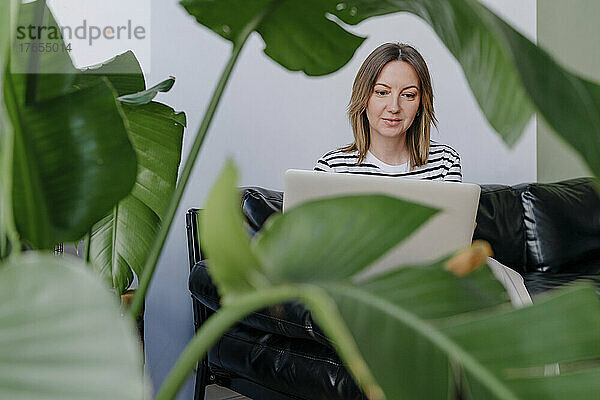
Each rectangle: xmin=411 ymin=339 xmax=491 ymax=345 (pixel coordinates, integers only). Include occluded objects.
xmin=283 ymin=169 xmax=481 ymax=280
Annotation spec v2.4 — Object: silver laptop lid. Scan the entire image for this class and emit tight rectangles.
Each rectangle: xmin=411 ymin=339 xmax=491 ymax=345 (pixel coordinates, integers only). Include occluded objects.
xmin=283 ymin=169 xmax=480 ymax=280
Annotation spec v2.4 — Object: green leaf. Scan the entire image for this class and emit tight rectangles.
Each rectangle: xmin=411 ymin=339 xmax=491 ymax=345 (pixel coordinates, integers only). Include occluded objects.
xmin=10 ymin=1 xmax=77 ymax=103
xmin=482 ymin=7 xmax=600 ymax=177
xmin=118 ymin=77 xmax=176 ymax=105
xmin=7 ymin=76 xmax=137 ymax=249
xmin=357 ymin=261 xmax=510 ymax=319
xmin=497 ymin=368 xmax=600 ymax=400
xmin=89 ymin=101 xmax=184 ymax=293
xmin=440 ymin=286 xmax=600 ymax=399
xmin=252 ymin=195 xmax=437 ymax=282
xmin=316 ymin=262 xmax=507 ymax=399
xmin=325 ymin=272 xmax=600 ymax=399
xmin=180 ymin=0 xmax=366 ymax=76
xmin=74 ymin=51 xmax=146 ymax=96
xmin=200 ymin=161 xmax=265 ymax=298
xmin=0 ymin=0 xmax=18 ymax=64
xmin=0 ymin=253 xmax=145 ymax=399
xmin=80 ymin=51 xmax=185 ymax=293
xmin=120 ymin=102 xmax=185 ymax=217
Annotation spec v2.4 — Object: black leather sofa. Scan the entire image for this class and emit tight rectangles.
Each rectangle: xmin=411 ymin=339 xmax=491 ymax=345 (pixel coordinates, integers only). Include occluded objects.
xmin=187 ymin=177 xmax=600 ymax=400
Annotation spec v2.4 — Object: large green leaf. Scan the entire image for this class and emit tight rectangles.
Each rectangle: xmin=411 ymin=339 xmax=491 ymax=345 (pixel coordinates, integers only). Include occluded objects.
xmin=6 ymin=74 xmax=137 ymax=249
xmin=0 ymin=0 xmax=18 ymax=63
xmin=118 ymin=77 xmax=176 ymax=105
xmin=441 ymin=286 xmax=600 ymax=399
xmin=0 ymin=253 xmax=145 ymax=399
xmin=74 ymin=51 xmax=146 ymax=96
xmin=323 ymin=270 xmax=600 ymax=399
xmin=180 ymin=0 xmax=366 ymax=76
xmin=306 ymin=261 xmax=508 ymax=399
xmin=253 ymin=194 xmax=437 ymax=282
xmin=200 ymin=161 xmax=265 ymax=298
xmin=10 ymin=1 xmax=77 ymax=103
xmin=89 ymin=102 xmax=185 ymax=293
xmin=85 ymin=54 xmax=185 ymax=293
xmin=4 ymin=3 xmax=138 ymax=250
xmin=482 ymin=7 xmax=600 ymax=177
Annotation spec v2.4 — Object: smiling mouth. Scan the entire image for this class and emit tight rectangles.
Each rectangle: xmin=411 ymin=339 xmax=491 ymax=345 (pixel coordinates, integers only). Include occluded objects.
xmin=382 ymin=118 xmax=402 ymax=126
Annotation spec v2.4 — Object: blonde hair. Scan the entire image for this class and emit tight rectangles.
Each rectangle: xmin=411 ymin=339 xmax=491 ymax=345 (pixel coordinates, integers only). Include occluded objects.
xmin=342 ymin=43 xmax=437 ymax=168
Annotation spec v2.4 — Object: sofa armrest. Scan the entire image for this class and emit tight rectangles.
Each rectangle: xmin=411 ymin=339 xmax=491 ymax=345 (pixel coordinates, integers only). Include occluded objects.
xmin=190 ymin=260 xmax=331 ymax=347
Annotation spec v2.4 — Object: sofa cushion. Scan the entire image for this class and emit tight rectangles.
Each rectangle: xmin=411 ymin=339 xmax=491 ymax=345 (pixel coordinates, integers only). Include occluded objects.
xmin=207 ymin=323 xmax=364 ymax=400
xmin=473 ymin=185 xmax=527 ymax=273
xmin=207 ymin=324 xmax=365 ymax=400
xmin=523 ymin=270 xmax=600 ymax=296
xmin=519 ymin=178 xmax=600 ymax=273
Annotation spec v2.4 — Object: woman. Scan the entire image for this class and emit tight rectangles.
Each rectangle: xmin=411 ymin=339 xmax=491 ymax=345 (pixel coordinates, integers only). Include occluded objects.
xmin=315 ymin=43 xmax=462 ymax=182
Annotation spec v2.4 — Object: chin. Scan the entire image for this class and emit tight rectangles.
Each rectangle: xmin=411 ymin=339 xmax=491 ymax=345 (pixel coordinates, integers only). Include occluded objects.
xmin=377 ymin=129 xmax=406 ymax=139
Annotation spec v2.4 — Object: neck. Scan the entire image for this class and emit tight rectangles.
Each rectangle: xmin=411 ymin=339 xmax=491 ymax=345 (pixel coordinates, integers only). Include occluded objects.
xmin=369 ymin=135 xmax=409 ymax=165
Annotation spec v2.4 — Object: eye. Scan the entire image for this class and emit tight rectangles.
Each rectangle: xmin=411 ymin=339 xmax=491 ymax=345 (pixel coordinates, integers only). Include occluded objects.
xmin=374 ymin=89 xmax=389 ymax=96
xmin=402 ymin=93 xmax=417 ymax=100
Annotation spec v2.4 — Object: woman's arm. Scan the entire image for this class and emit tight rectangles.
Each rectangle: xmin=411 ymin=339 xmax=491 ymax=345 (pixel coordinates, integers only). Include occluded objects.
xmin=314 ymin=157 xmax=333 ymax=172
xmin=444 ymin=150 xmax=462 ymax=182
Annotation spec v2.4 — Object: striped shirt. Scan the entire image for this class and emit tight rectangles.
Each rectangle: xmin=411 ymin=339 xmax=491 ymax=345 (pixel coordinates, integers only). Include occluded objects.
xmin=314 ymin=141 xmax=462 ymax=182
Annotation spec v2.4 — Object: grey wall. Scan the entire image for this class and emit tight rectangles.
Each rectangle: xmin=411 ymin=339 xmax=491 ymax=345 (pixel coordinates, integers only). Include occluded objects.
xmin=536 ymin=0 xmax=597 ymax=182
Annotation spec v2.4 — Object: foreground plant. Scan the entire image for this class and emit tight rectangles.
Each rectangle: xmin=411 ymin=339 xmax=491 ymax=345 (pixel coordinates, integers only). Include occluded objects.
xmin=4 ymin=0 xmax=185 ymax=293
xmin=0 ymin=1 xmax=182 ymax=397
xmin=157 ymin=162 xmax=600 ymax=399
xmin=0 ymin=254 xmax=146 ymax=400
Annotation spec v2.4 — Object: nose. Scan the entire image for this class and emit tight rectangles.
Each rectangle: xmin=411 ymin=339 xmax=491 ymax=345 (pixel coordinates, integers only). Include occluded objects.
xmin=387 ymin=96 xmax=401 ymax=113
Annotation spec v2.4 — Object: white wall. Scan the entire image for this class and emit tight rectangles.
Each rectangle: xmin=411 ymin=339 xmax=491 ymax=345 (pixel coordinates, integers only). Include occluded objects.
xmin=51 ymin=1 xmax=537 ymax=398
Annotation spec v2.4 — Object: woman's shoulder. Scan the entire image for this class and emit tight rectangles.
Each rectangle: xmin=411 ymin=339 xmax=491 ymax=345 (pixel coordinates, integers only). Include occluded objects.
xmin=426 ymin=140 xmax=462 ymax=182
xmin=318 ymin=147 xmax=359 ymax=164
xmin=314 ymin=147 xmax=359 ymax=172
xmin=429 ymin=140 xmax=460 ymax=161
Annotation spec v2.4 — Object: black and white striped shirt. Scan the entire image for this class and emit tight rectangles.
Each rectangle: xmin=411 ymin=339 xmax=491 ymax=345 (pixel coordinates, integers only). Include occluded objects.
xmin=314 ymin=141 xmax=462 ymax=182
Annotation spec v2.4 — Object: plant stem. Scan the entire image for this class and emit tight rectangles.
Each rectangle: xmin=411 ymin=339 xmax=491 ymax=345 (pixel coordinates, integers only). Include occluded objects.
xmin=127 ymin=44 xmax=242 ymax=318
xmin=154 ymin=285 xmax=299 ymax=400
xmin=128 ymin=4 xmax=273 ymax=318
xmin=2 ymin=71 xmax=22 ymax=258
xmin=84 ymin=230 xmax=91 ymax=264
xmin=0 ymin=114 xmax=17 ymax=258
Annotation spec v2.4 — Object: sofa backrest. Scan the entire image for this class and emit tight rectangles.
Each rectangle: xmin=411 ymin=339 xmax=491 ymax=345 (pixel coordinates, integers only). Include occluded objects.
xmin=240 ymin=178 xmax=600 ymax=275
xmin=473 ymin=185 xmax=528 ymax=273
xmin=474 ymin=178 xmax=600 ymax=274
xmin=517 ymin=178 xmax=600 ymax=274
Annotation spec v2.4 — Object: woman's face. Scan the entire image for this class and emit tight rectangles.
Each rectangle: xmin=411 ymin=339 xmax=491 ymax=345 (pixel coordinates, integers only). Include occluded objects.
xmin=365 ymin=60 xmax=421 ymax=141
